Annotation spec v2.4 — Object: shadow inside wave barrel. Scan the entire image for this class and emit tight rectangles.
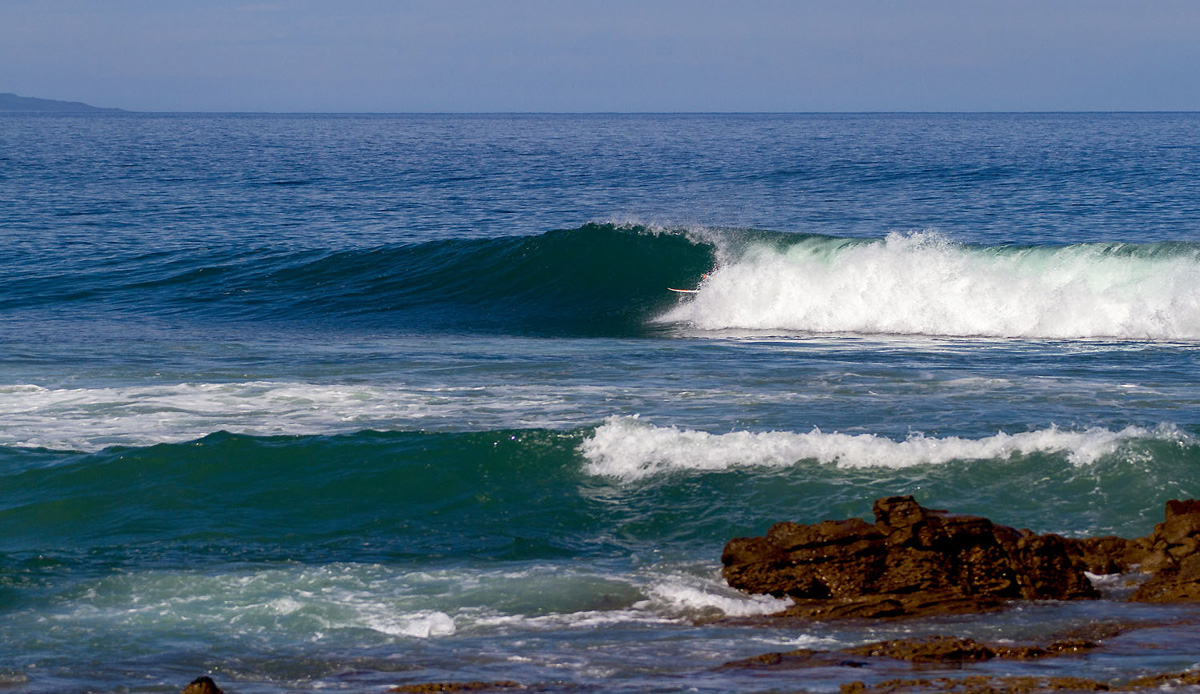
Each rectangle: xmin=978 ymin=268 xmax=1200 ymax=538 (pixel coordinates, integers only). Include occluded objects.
xmin=0 ymin=224 xmax=715 ymax=338
xmin=254 ymin=223 xmax=716 ymax=337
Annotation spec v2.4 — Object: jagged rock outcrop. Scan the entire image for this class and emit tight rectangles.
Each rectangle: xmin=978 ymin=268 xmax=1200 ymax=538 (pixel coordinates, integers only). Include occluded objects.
xmin=723 ymin=496 xmax=1200 ymax=619
xmin=721 ymin=496 xmax=1098 ymax=619
xmin=1058 ymin=498 xmax=1200 ymax=602
xmin=1118 ymin=499 xmax=1200 ymax=602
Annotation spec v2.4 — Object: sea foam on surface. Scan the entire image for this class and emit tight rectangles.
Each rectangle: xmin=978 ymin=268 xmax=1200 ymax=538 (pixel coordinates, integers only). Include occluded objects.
xmin=580 ymin=415 xmax=1187 ymax=480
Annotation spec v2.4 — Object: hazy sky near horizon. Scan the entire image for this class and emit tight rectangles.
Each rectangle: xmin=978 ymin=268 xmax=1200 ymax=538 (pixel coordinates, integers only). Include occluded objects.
xmin=2 ymin=0 xmax=1198 ymax=112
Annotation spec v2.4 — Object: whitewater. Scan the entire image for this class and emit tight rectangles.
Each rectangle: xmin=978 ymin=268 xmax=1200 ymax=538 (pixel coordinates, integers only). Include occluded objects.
xmin=663 ymin=230 xmax=1200 ymax=340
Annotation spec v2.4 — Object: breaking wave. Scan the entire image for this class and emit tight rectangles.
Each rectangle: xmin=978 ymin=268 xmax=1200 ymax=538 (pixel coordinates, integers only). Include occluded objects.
xmin=660 ymin=230 xmax=1200 ymax=340
xmin=580 ymin=415 xmax=1192 ymax=480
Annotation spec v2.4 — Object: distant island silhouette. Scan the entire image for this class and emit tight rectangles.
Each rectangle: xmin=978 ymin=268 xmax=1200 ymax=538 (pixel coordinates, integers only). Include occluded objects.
xmin=0 ymin=92 xmax=124 ymax=112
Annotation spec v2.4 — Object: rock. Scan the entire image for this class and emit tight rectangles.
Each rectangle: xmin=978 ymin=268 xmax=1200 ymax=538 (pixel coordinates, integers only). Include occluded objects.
xmin=841 ymin=636 xmax=998 ymax=663
xmin=1126 ymin=499 xmax=1200 ymax=601
xmin=840 ymin=675 xmax=1113 ymax=694
xmin=1125 ymin=669 xmax=1200 ymax=688
xmin=1052 ymin=499 xmax=1200 ymax=603
xmin=182 ymin=677 xmax=223 ymax=694
xmin=1059 ymin=535 xmax=1149 ymax=575
xmin=720 ymin=635 xmax=1101 ymax=671
xmin=722 ymin=496 xmax=1099 ymax=619
xmin=840 ymin=669 xmax=1200 ymax=693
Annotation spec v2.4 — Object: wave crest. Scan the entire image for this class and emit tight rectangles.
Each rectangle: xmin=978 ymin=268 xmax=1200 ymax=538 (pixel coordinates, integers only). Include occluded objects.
xmin=580 ymin=415 xmax=1188 ymax=480
xmin=660 ymin=231 xmax=1200 ymax=340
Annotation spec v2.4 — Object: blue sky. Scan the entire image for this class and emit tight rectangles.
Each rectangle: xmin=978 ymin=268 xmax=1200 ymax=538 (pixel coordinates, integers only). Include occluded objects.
xmin=2 ymin=0 xmax=1198 ymax=112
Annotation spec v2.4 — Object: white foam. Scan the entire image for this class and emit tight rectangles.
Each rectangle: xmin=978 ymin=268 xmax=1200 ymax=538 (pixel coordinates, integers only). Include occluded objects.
xmin=0 ymin=380 xmax=624 ymax=451
xmin=639 ymin=574 xmax=792 ymax=618
xmin=660 ymin=231 xmax=1200 ymax=340
xmin=580 ymin=415 xmax=1186 ymax=480
xmin=8 ymin=561 xmax=796 ymax=652
xmin=364 ymin=610 xmax=456 ymax=638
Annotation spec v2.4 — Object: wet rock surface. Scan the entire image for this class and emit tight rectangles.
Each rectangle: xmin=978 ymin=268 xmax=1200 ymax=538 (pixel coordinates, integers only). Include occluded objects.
xmin=720 ymin=634 xmax=1102 ymax=671
xmin=181 ymin=677 xmax=224 ymax=694
xmin=723 ymin=496 xmax=1200 ymax=619
xmin=840 ymin=670 xmax=1200 ymax=694
xmin=722 ymin=496 xmax=1098 ymax=619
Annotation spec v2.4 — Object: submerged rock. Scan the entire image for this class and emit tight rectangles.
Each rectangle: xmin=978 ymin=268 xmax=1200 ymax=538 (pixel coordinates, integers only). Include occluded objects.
xmin=722 ymin=496 xmax=1097 ymax=619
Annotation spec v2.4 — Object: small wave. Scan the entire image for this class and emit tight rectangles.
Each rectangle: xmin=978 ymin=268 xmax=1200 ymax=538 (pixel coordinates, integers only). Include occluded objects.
xmin=659 ymin=230 xmax=1200 ymax=341
xmin=580 ymin=415 xmax=1190 ymax=480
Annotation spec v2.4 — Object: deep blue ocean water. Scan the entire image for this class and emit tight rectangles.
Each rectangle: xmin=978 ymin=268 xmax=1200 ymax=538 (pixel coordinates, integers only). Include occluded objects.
xmin=2 ymin=112 xmax=1200 ymax=693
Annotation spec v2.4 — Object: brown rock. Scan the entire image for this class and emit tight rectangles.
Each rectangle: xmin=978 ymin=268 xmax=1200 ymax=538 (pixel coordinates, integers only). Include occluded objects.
xmin=718 ymin=647 xmax=868 ymax=670
xmin=840 ymin=675 xmax=1112 ymax=694
xmin=1059 ymin=535 xmax=1150 ymax=575
xmin=182 ymin=677 xmax=223 ymax=694
xmin=722 ymin=496 xmax=1099 ymax=619
xmin=1124 ymin=499 xmax=1200 ymax=602
xmin=841 ymin=636 xmax=996 ymax=663
xmin=721 ymin=634 xmax=1101 ymax=671
xmin=1125 ymin=669 xmax=1200 ymax=688
xmin=839 ymin=669 xmax=1200 ymax=694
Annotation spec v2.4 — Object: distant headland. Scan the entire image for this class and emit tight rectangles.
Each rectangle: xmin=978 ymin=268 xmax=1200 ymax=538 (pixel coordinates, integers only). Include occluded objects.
xmin=0 ymin=92 xmax=124 ymax=112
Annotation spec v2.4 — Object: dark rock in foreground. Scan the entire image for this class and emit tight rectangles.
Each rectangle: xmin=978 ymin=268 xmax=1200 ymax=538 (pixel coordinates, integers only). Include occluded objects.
xmin=722 ymin=496 xmax=1097 ymax=619
xmin=182 ymin=677 xmax=223 ymax=694
xmin=723 ymin=496 xmax=1200 ymax=619
xmin=1065 ymin=498 xmax=1200 ymax=603
xmin=720 ymin=634 xmax=1100 ymax=671
xmin=842 ymin=669 xmax=1200 ymax=694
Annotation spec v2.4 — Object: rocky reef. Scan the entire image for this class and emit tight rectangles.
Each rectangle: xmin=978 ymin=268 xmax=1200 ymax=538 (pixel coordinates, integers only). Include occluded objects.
xmin=722 ymin=495 xmax=1200 ymax=619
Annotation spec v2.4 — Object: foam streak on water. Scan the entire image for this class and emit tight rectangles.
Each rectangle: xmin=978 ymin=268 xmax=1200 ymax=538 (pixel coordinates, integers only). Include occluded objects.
xmin=581 ymin=415 xmax=1190 ymax=480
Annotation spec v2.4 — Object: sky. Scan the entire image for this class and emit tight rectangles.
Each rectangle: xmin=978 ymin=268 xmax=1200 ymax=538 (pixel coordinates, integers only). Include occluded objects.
xmin=2 ymin=0 xmax=1199 ymax=113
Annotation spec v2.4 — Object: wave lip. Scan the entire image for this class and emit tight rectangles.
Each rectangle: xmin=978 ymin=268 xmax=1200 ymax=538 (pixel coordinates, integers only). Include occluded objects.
xmin=660 ymin=231 xmax=1200 ymax=341
xmin=580 ymin=416 xmax=1189 ymax=481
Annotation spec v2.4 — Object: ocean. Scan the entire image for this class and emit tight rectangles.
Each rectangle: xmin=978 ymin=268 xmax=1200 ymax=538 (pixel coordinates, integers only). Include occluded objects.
xmin=2 ymin=112 xmax=1200 ymax=693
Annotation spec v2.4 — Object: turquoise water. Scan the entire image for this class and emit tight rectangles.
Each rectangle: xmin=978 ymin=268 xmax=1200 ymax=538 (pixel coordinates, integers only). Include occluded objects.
xmin=2 ymin=113 xmax=1200 ymax=692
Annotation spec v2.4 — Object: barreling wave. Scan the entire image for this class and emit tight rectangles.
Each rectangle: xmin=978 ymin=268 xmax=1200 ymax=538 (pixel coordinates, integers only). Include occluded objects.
xmin=6 ymin=223 xmax=1200 ymax=339
xmin=0 ymin=223 xmax=715 ymax=337
xmin=661 ymin=230 xmax=1200 ymax=340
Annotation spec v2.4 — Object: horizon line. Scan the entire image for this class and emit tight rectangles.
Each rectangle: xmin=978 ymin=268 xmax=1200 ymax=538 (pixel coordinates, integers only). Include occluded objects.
xmin=9 ymin=108 xmax=1200 ymax=116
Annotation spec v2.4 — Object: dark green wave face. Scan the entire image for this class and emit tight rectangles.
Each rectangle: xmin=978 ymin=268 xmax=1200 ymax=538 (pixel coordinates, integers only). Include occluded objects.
xmin=0 ymin=224 xmax=717 ymax=337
